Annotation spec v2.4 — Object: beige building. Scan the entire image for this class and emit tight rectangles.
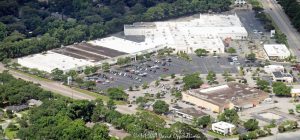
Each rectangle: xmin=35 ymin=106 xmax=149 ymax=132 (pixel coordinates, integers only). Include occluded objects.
xmin=182 ymin=83 xmax=269 ymax=113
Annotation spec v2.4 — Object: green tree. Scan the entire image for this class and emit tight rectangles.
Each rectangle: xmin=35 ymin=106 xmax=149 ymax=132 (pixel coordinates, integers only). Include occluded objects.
xmin=82 ymin=81 xmax=96 ymax=90
xmin=0 ymin=126 xmax=3 ymax=139
xmin=102 ymin=62 xmax=110 ymax=72
xmin=107 ymin=99 xmax=116 ymax=110
xmin=289 ymin=109 xmax=295 ymax=114
xmin=206 ymin=71 xmax=216 ymax=84
xmin=155 ymin=80 xmax=160 ymax=86
xmin=66 ymin=100 xmax=95 ymax=121
xmin=256 ymin=79 xmax=269 ymax=92
xmin=170 ymin=73 xmax=176 ymax=79
xmin=153 ymin=100 xmax=169 ymax=114
xmin=66 ymin=70 xmax=77 ymax=79
xmin=246 ymin=53 xmax=256 ymax=61
xmin=89 ymin=124 xmax=110 ymax=140
xmin=183 ymin=72 xmax=203 ymax=90
xmin=50 ymin=68 xmax=66 ymax=81
xmin=217 ymin=109 xmax=239 ymax=124
xmin=117 ymin=57 xmax=131 ymax=65
xmin=296 ymin=104 xmax=300 ymax=112
xmin=107 ymin=88 xmax=128 ymax=101
xmin=84 ymin=67 xmax=92 ymax=75
xmin=244 ymin=119 xmax=259 ymax=131
xmin=170 ymin=122 xmax=207 ymax=140
xmin=272 ymin=82 xmax=291 ymax=96
xmin=0 ymin=22 xmax=7 ymax=41
xmin=174 ymin=91 xmax=182 ymax=99
xmin=142 ymin=82 xmax=149 ymax=89
xmin=227 ymin=47 xmax=236 ymax=54
xmin=156 ymin=92 xmax=161 ymax=99
xmin=194 ymin=115 xmax=211 ymax=128
xmin=194 ymin=48 xmax=208 ymax=57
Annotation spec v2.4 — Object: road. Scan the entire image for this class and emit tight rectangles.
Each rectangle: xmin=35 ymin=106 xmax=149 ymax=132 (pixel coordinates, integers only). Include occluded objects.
xmin=0 ymin=63 xmax=95 ymax=100
xmin=261 ymin=0 xmax=300 ymax=61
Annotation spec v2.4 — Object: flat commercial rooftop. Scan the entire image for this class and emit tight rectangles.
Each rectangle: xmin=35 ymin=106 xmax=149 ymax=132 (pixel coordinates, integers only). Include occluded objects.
xmin=17 ymin=51 xmax=95 ymax=73
xmin=264 ymin=44 xmax=290 ymax=58
xmin=124 ymin=13 xmax=248 ymax=53
xmin=186 ymin=82 xmax=269 ymax=107
xmin=88 ymin=37 xmax=157 ymax=54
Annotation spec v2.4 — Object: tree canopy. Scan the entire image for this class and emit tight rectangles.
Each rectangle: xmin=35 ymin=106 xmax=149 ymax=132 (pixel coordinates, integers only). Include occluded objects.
xmin=183 ymin=72 xmax=203 ymax=90
xmin=107 ymin=88 xmax=128 ymax=101
xmin=153 ymin=100 xmax=169 ymax=114
xmin=0 ymin=71 xmax=53 ymax=105
xmin=256 ymin=79 xmax=270 ymax=92
xmin=194 ymin=48 xmax=208 ymax=57
xmin=278 ymin=0 xmax=300 ymax=32
xmin=272 ymin=82 xmax=291 ymax=97
xmin=244 ymin=119 xmax=259 ymax=131
xmin=0 ymin=0 xmax=232 ymax=61
xmin=1 ymin=72 xmax=207 ymax=139
xmin=217 ymin=109 xmax=239 ymax=124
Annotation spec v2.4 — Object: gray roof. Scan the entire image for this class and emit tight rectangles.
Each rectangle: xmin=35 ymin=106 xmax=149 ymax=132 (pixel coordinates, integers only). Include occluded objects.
xmin=177 ymin=108 xmax=207 ymax=118
xmin=272 ymin=71 xmax=292 ymax=78
xmin=5 ymin=105 xmax=28 ymax=112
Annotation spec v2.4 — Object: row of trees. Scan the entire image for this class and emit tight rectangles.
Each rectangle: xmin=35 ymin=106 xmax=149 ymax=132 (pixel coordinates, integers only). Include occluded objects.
xmin=0 ymin=0 xmax=232 ymax=61
xmin=278 ymin=0 xmax=300 ymax=32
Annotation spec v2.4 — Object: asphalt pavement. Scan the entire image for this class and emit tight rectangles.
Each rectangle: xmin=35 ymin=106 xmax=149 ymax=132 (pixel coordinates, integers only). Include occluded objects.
xmin=93 ymin=55 xmax=241 ymax=90
xmin=261 ymin=0 xmax=300 ymax=61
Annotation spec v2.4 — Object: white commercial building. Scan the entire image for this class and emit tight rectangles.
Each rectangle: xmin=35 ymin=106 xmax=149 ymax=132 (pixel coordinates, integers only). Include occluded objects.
xmin=264 ymin=65 xmax=285 ymax=74
xmin=17 ymin=14 xmax=248 ymax=73
xmin=124 ymin=14 xmax=247 ymax=54
xmin=264 ymin=44 xmax=291 ymax=60
xmin=17 ymin=51 xmax=95 ymax=73
xmin=212 ymin=121 xmax=235 ymax=135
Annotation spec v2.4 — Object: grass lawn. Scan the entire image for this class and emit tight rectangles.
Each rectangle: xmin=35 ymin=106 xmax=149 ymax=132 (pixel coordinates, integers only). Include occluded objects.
xmin=207 ymin=131 xmax=239 ymax=139
xmin=73 ymin=88 xmax=126 ymax=105
xmin=5 ymin=129 xmax=17 ymax=139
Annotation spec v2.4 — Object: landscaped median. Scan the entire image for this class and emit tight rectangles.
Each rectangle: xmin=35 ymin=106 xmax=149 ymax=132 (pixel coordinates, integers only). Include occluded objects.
xmin=73 ymin=87 xmax=126 ymax=105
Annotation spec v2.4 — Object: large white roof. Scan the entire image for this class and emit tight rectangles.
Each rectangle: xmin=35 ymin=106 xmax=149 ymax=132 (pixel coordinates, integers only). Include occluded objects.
xmin=122 ymin=13 xmax=247 ymax=53
xmin=17 ymin=51 xmax=94 ymax=73
xmin=264 ymin=44 xmax=290 ymax=57
xmin=192 ymin=14 xmax=244 ymax=27
xmin=88 ymin=36 xmax=156 ymax=54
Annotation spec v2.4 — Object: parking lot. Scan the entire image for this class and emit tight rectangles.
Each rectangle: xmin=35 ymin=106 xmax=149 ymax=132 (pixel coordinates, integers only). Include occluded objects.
xmin=86 ymin=55 xmax=243 ymax=90
xmin=236 ymin=9 xmax=268 ymax=40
